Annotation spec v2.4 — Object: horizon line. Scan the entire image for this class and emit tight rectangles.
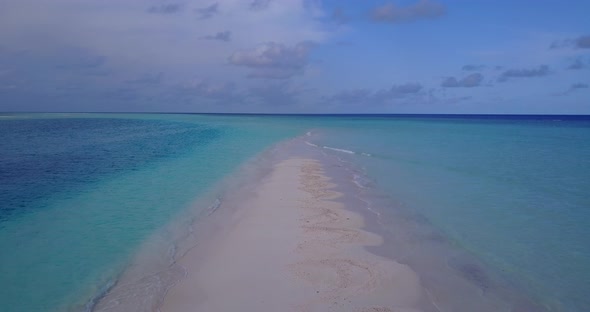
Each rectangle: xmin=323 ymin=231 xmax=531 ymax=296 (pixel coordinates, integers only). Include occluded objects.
xmin=2 ymin=112 xmax=590 ymax=118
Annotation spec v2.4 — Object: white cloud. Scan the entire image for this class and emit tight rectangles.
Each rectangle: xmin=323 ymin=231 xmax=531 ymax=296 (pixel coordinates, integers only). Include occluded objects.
xmin=0 ymin=0 xmax=329 ymax=71
xmin=203 ymin=30 xmax=232 ymax=42
xmin=442 ymin=73 xmax=484 ymax=88
xmin=498 ymin=65 xmax=550 ymax=82
xmin=229 ymin=42 xmax=313 ymax=79
xmin=326 ymin=82 xmax=424 ymax=106
xmin=371 ymin=0 xmax=445 ymax=23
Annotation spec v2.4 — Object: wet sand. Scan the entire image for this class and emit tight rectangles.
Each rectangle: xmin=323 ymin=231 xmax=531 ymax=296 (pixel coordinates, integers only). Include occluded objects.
xmin=160 ymin=158 xmax=437 ymax=312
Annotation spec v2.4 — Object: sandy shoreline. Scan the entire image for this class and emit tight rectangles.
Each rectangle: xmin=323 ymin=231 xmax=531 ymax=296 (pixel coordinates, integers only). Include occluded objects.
xmin=90 ymin=139 xmax=548 ymax=312
xmin=159 ymin=158 xmax=435 ymax=312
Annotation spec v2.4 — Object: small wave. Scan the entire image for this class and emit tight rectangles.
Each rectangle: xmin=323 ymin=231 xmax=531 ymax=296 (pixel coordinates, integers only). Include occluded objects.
xmin=84 ymin=278 xmax=118 ymax=312
xmin=321 ymin=145 xmax=372 ymax=157
xmin=322 ymin=146 xmax=355 ymax=154
xmin=352 ymin=174 xmax=372 ymax=189
xmin=205 ymin=198 xmax=222 ymax=216
xmin=306 ymin=131 xmax=312 ymax=136
xmin=355 ymin=195 xmax=382 ymax=219
xmin=304 ymin=141 xmax=373 ymax=157
xmin=167 ymin=243 xmax=178 ymax=263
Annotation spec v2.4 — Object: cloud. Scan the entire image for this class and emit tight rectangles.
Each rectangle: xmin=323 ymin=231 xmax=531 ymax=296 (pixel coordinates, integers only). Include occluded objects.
xmin=229 ymin=42 xmax=311 ymax=67
xmin=555 ymin=83 xmax=589 ymax=96
xmin=147 ymin=3 xmax=184 ymax=15
xmin=498 ymin=65 xmax=550 ymax=82
xmin=0 ymin=0 xmax=332 ymax=112
xmin=326 ymin=89 xmax=372 ymax=105
xmin=126 ymin=72 xmax=164 ymax=85
xmin=550 ymin=35 xmax=590 ymax=49
xmin=442 ymin=73 xmax=483 ymax=88
xmin=327 ymin=82 xmax=423 ymax=106
xmin=567 ymin=58 xmax=585 ymax=70
xmin=549 ymin=41 xmax=567 ymax=49
xmin=249 ymin=0 xmax=272 ymax=11
xmin=203 ymin=31 xmax=231 ymax=42
xmin=182 ymin=79 xmax=239 ymax=100
xmin=570 ymin=82 xmax=588 ymax=90
xmin=441 ymin=77 xmax=460 ymax=87
xmin=52 ymin=51 xmax=112 ymax=76
xmin=332 ymin=8 xmax=349 ymax=25
xmin=229 ymin=42 xmax=313 ymax=79
xmin=156 ymin=79 xmax=243 ymax=110
xmin=372 ymin=82 xmax=423 ymax=102
xmin=462 ymin=64 xmax=485 ymax=71
xmin=575 ymin=35 xmax=590 ymax=49
xmin=444 ymin=96 xmax=472 ymax=104
xmin=335 ymin=41 xmax=354 ymax=46
xmin=371 ymin=0 xmax=445 ymax=23
xmin=248 ymin=82 xmax=299 ymax=107
xmin=102 ymin=87 xmax=141 ymax=102
xmin=0 ymin=1 xmax=327 ymax=68
xmin=388 ymin=82 xmax=423 ymax=95
xmin=195 ymin=3 xmax=219 ymax=19
xmin=55 ymin=55 xmax=106 ymax=70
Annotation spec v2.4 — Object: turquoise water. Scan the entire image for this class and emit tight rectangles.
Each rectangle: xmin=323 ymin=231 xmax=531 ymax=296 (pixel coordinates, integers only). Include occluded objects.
xmin=1 ymin=114 xmax=589 ymax=311
xmin=0 ymin=114 xmax=302 ymax=311
xmin=311 ymin=116 xmax=590 ymax=311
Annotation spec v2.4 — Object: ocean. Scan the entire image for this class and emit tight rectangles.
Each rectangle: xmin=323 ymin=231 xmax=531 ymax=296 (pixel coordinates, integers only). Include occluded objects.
xmin=0 ymin=113 xmax=588 ymax=311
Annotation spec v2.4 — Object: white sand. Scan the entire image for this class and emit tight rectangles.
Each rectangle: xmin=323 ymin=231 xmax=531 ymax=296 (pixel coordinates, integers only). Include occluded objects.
xmin=160 ymin=158 xmax=433 ymax=312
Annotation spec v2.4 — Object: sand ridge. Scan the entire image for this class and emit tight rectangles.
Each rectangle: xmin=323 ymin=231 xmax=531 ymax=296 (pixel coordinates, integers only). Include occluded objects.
xmin=159 ymin=158 xmax=434 ymax=312
xmin=288 ymin=160 xmax=430 ymax=312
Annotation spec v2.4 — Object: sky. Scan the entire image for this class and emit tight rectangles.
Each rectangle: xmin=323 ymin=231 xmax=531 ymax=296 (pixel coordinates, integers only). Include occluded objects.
xmin=0 ymin=0 xmax=589 ymax=114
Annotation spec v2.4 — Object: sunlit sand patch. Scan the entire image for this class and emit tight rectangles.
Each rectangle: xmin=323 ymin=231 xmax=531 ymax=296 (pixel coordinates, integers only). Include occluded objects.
xmin=160 ymin=158 xmax=430 ymax=312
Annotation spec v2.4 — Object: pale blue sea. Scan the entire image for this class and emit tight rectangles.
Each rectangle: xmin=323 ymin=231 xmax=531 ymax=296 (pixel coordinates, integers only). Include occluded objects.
xmin=0 ymin=113 xmax=588 ymax=311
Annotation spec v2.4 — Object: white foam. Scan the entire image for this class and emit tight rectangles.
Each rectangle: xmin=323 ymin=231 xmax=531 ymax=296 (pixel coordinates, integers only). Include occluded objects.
xmin=304 ymin=141 xmax=318 ymax=147
xmin=315 ymin=144 xmax=372 ymax=157
xmin=84 ymin=278 xmax=117 ymax=312
xmin=352 ymin=174 xmax=369 ymax=189
xmin=205 ymin=198 xmax=222 ymax=216
xmin=322 ymin=146 xmax=355 ymax=154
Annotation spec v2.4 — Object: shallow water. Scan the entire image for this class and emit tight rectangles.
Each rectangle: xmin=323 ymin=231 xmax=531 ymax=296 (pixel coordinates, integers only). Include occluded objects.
xmin=309 ymin=116 xmax=590 ymax=311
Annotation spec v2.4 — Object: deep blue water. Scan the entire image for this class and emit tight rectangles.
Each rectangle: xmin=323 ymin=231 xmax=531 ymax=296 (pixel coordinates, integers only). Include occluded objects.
xmin=0 ymin=118 xmax=221 ymax=221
